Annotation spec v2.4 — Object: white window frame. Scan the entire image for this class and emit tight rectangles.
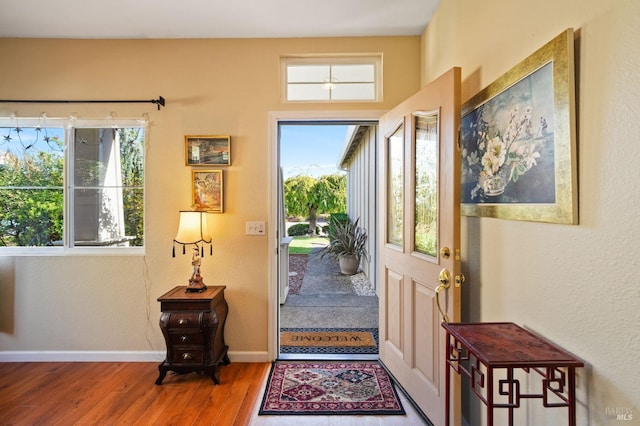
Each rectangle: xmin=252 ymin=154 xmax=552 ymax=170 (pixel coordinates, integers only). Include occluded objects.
xmin=0 ymin=116 xmax=146 ymax=256
xmin=281 ymin=55 xmax=383 ymax=103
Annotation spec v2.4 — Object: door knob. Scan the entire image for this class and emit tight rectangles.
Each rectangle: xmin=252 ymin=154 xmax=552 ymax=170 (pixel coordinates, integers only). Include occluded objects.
xmin=438 ymin=269 xmax=451 ymax=287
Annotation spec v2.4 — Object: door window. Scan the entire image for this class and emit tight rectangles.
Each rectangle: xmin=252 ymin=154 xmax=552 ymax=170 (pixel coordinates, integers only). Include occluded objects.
xmin=414 ymin=112 xmax=439 ymax=257
xmin=386 ymin=123 xmax=404 ymax=247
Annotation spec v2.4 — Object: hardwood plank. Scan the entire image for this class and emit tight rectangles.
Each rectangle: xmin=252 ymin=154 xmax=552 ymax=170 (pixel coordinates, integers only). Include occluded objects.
xmin=114 ymin=365 xmax=173 ymax=424
xmin=22 ymin=363 xmax=105 ymax=424
xmin=131 ymin=365 xmax=242 ymax=425
xmin=190 ymin=362 xmax=246 ymax=424
xmin=0 ymin=362 xmax=271 ymax=425
xmin=1 ymin=362 xmax=99 ymax=423
xmin=61 ymin=363 xmax=157 ymax=425
xmin=233 ymin=363 xmax=270 ymax=426
xmin=0 ymin=363 xmax=50 ymax=412
xmin=214 ymin=363 xmax=266 ymax=425
xmin=101 ymin=363 xmax=163 ymax=421
xmin=149 ymin=374 xmax=211 ymax=425
xmin=42 ymin=363 xmax=128 ymax=425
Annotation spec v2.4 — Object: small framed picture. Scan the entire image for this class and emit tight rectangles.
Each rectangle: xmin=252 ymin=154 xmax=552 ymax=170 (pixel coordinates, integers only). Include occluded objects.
xmin=185 ymin=135 xmax=231 ymax=166
xmin=192 ymin=169 xmax=223 ymax=213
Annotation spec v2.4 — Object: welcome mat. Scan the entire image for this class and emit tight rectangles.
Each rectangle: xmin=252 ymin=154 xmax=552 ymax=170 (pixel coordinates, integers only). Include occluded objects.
xmin=281 ymin=330 xmax=376 ymax=347
xmin=258 ymin=361 xmax=405 ymax=416
xmin=280 ymin=327 xmax=378 ymax=354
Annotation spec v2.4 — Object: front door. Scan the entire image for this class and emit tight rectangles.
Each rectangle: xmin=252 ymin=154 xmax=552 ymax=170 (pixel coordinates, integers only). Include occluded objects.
xmin=378 ymin=67 xmax=462 ymax=425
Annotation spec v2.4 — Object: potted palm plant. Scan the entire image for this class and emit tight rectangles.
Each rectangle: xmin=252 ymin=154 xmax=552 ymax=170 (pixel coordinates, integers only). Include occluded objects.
xmin=321 ymin=217 xmax=368 ymax=275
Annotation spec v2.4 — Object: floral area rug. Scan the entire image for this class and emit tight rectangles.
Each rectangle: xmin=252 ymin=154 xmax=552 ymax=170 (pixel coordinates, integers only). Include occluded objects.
xmin=258 ymin=361 xmax=405 ymax=416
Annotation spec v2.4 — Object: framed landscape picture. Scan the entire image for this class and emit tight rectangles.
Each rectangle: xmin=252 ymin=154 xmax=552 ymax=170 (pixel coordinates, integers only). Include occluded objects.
xmin=460 ymin=29 xmax=577 ymax=224
xmin=192 ymin=169 xmax=223 ymax=213
xmin=185 ymin=135 xmax=231 ymax=166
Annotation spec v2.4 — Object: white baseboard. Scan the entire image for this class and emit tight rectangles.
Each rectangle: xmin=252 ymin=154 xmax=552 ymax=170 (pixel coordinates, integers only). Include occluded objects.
xmin=0 ymin=350 xmax=269 ymax=363
xmin=0 ymin=351 xmax=164 ymax=362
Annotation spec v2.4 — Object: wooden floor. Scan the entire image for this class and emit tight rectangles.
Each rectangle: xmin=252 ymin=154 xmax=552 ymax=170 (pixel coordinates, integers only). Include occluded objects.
xmin=0 ymin=361 xmax=270 ymax=425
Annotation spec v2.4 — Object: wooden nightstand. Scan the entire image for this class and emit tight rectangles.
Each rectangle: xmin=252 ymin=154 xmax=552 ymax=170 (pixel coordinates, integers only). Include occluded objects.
xmin=156 ymin=285 xmax=230 ymax=385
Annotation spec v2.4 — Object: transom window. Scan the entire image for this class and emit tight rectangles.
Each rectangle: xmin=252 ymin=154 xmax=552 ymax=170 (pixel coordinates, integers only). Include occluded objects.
xmin=0 ymin=117 xmax=145 ymax=254
xmin=282 ymin=55 xmax=382 ymax=102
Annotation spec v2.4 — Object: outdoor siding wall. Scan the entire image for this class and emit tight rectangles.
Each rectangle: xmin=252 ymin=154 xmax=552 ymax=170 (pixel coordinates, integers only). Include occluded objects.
xmin=344 ymin=126 xmax=377 ymax=286
xmin=423 ymin=0 xmax=640 ymax=424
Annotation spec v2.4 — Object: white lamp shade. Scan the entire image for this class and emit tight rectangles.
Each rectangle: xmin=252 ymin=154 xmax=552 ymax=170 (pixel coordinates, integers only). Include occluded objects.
xmin=174 ymin=211 xmax=212 ymax=244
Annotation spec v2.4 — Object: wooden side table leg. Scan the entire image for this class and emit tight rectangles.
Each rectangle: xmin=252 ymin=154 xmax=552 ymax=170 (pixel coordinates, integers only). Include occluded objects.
xmin=487 ymin=367 xmax=494 ymax=426
xmin=155 ymin=363 xmax=168 ymax=385
xmin=209 ymin=366 xmax=220 ymax=385
xmin=507 ymin=368 xmax=514 ymax=426
xmin=568 ymin=367 xmax=577 ymax=426
xmin=445 ymin=332 xmax=451 ymax=426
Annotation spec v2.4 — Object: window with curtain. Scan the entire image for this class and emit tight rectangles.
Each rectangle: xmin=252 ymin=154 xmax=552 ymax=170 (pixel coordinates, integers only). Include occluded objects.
xmin=0 ymin=117 xmax=145 ymax=254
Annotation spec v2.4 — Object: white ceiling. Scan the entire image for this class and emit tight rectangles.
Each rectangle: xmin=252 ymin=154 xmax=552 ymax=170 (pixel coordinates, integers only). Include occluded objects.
xmin=0 ymin=0 xmax=441 ymax=39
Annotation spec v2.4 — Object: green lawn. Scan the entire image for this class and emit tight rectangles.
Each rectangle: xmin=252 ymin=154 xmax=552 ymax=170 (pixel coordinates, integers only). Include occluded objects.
xmin=288 ymin=236 xmax=329 ymax=255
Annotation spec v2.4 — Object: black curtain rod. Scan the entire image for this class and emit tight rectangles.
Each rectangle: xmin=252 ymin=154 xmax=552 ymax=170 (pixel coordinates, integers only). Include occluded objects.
xmin=0 ymin=96 xmax=165 ymax=110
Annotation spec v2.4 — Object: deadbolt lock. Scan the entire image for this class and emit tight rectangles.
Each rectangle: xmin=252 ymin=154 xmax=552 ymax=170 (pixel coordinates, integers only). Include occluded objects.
xmin=440 ymin=247 xmax=451 ymax=259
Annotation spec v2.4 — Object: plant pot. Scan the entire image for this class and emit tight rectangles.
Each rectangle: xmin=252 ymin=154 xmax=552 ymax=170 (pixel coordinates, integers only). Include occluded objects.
xmin=338 ymin=254 xmax=360 ymax=275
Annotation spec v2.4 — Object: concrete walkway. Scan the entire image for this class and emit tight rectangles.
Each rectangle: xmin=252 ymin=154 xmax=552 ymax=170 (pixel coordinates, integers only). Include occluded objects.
xmin=280 ymin=248 xmax=379 ymax=328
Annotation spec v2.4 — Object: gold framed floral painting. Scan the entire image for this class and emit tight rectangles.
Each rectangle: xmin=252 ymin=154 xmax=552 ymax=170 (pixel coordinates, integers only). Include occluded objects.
xmin=460 ymin=29 xmax=578 ymax=224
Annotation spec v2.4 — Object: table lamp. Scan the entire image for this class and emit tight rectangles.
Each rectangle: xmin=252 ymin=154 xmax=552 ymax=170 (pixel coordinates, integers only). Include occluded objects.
xmin=172 ymin=210 xmax=212 ymax=292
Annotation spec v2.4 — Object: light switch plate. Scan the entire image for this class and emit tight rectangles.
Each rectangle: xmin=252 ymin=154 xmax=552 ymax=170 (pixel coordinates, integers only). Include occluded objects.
xmin=245 ymin=221 xmax=265 ymax=235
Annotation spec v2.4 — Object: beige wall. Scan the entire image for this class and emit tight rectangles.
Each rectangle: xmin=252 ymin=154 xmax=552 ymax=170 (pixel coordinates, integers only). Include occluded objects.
xmin=2 ymin=2 xmax=639 ymax=423
xmin=423 ymin=0 xmax=639 ymax=424
xmin=0 ymin=37 xmax=421 ymax=358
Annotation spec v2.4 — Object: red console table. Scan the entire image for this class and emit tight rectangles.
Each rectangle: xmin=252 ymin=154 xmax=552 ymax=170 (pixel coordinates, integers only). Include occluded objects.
xmin=442 ymin=322 xmax=583 ymax=426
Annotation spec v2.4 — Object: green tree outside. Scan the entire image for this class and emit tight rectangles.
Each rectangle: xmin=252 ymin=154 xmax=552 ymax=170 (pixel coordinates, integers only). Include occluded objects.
xmin=119 ymin=128 xmax=145 ymax=246
xmin=0 ymin=127 xmax=144 ymax=247
xmin=0 ymin=135 xmax=64 ymax=246
xmin=284 ymin=173 xmax=346 ymax=234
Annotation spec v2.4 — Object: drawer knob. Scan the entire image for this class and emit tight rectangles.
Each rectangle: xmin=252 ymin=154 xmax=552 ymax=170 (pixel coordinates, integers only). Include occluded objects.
xmin=178 ymin=318 xmax=189 ymax=325
xmin=180 ymin=335 xmax=190 ymax=343
xmin=182 ymin=353 xmax=193 ymax=360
